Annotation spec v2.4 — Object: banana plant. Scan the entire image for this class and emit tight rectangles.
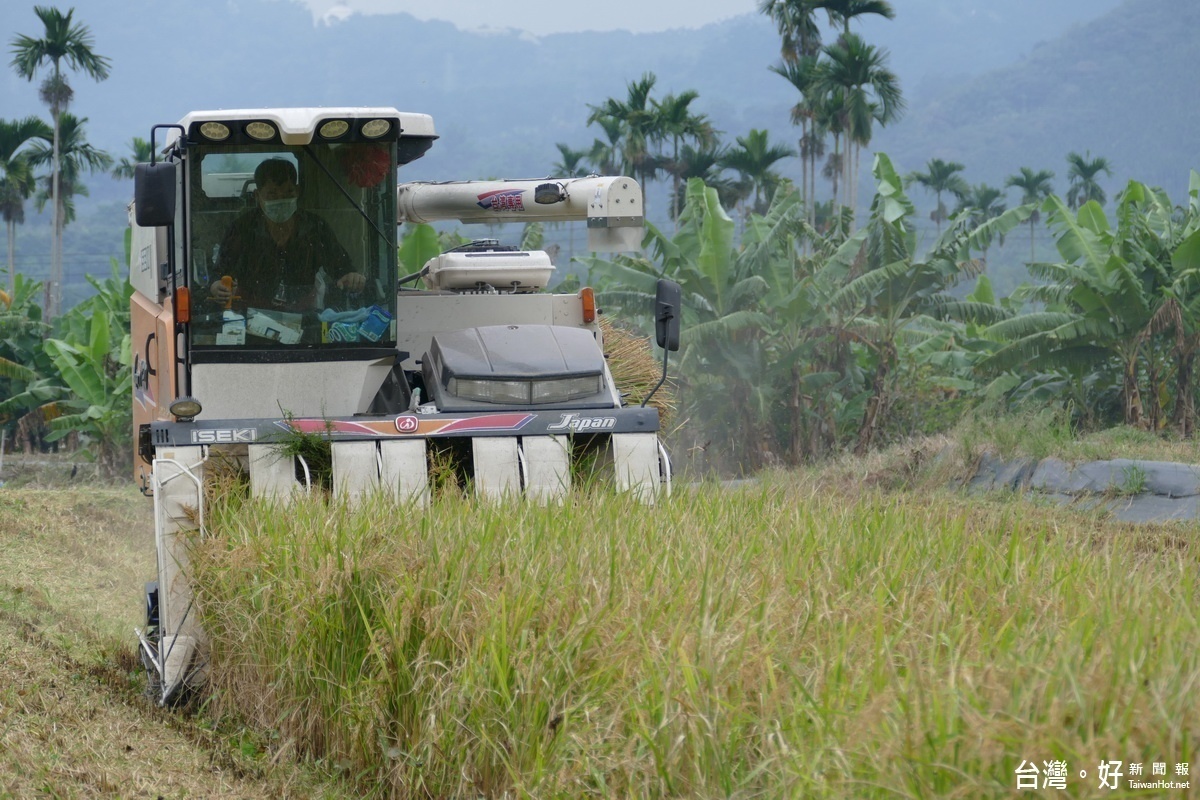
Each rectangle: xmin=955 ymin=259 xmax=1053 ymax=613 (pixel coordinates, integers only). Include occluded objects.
xmin=3 ymin=261 xmax=134 ymax=472
xmin=41 ymin=304 xmax=131 ymax=474
xmin=580 ymin=178 xmax=792 ymax=469
xmin=980 ymin=181 xmax=1200 ymax=428
xmin=817 ymin=153 xmax=1030 ymax=453
xmin=0 ymin=273 xmax=55 ymax=448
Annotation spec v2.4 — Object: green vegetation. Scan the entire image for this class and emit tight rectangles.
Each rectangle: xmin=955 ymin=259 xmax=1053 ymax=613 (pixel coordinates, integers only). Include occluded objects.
xmin=565 ymin=151 xmax=1200 ymax=475
xmin=189 ymin=477 xmax=1200 ymax=798
xmin=907 ymin=158 xmax=967 ymax=233
xmin=582 ymin=157 xmax=1034 ymax=471
xmin=0 ymin=3 xmax=1197 ymax=796
xmin=0 ymin=262 xmax=131 ymax=473
xmin=1 ymin=1 xmax=1194 ymax=484
xmin=568 ymin=2 xmax=903 ymax=227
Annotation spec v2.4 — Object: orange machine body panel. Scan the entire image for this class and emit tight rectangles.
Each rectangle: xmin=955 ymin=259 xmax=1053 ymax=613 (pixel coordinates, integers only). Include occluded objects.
xmin=131 ymin=291 xmax=176 ymax=480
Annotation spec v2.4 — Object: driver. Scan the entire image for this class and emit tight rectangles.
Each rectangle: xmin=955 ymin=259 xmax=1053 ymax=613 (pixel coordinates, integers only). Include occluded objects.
xmin=209 ymin=158 xmax=365 ymax=311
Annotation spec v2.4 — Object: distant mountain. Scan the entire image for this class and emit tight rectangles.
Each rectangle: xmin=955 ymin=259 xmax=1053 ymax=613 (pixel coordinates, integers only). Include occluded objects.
xmin=871 ymin=0 xmax=1200 ymax=200
xmin=853 ymin=0 xmax=1123 ymax=97
xmin=1 ymin=0 xmax=1126 ymax=206
xmin=1 ymin=0 xmax=1185 ymax=298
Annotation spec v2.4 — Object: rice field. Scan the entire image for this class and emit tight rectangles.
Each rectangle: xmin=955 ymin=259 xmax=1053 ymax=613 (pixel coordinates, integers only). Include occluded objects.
xmin=189 ymin=478 xmax=1200 ymax=798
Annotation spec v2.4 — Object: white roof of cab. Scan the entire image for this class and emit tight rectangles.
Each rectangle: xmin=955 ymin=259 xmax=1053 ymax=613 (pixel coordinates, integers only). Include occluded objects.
xmin=171 ymin=107 xmax=436 ymax=145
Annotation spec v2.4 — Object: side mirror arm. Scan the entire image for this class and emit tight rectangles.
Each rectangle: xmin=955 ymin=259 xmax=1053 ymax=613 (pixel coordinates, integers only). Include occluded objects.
xmin=642 ymin=279 xmax=682 ymax=409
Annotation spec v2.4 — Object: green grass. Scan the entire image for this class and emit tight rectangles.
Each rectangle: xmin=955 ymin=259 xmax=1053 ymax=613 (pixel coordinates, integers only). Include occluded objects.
xmin=953 ymin=408 xmax=1200 ymax=467
xmin=187 ymin=480 xmax=1200 ymax=798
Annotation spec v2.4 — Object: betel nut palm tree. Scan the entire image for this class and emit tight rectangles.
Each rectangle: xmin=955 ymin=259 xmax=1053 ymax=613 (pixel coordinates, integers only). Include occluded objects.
xmin=759 ymin=0 xmax=824 ymax=60
xmin=1066 ymin=150 xmax=1113 ymax=209
xmin=1006 ymin=167 xmax=1055 ymax=261
xmin=907 ymin=158 xmax=969 ymax=234
xmin=816 ymin=31 xmax=904 ymax=218
xmin=10 ymin=5 xmax=111 ymax=321
xmin=816 ymin=0 xmax=896 ymax=39
xmin=27 ymin=113 xmax=112 ymax=309
xmin=111 ymin=137 xmax=154 ymax=181
xmin=0 ymin=116 xmax=53 ymax=295
xmin=956 ymin=183 xmax=1007 ymax=261
xmin=587 ymin=72 xmax=664 ymax=217
xmin=655 ymin=90 xmax=716 ymax=227
xmin=719 ymin=129 xmax=795 ymax=217
xmin=771 ymin=55 xmax=824 ymax=223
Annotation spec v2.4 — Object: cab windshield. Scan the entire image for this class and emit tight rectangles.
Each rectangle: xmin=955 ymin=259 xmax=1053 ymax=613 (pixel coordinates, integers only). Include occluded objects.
xmin=187 ymin=141 xmax=396 ymax=350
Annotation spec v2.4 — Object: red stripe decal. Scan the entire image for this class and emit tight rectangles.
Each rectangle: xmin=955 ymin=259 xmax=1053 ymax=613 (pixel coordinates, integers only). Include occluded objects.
xmin=437 ymin=414 xmax=535 ymax=433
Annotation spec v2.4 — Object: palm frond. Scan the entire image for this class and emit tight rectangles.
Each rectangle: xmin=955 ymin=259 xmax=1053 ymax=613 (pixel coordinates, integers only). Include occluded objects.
xmin=983 ymin=311 xmax=1079 ymax=342
xmin=685 ymin=310 xmax=772 ymax=346
xmin=921 ymin=297 xmax=1013 ymax=325
xmin=828 ymin=258 xmax=910 ymax=312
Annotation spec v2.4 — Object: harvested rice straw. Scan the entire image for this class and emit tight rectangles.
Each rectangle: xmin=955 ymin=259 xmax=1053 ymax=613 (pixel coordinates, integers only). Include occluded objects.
xmin=600 ymin=315 xmax=677 ymax=426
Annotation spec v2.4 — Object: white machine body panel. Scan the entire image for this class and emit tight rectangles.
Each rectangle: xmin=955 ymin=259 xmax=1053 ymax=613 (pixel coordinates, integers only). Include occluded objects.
xmin=151 ymin=446 xmax=207 ymax=702
xmin=472 ymin=437 xmax=521 ymax=500
xmin=248 ymin=443 xmax=300 ymax=499
xmin=520 ymin=435 xmax=571 ymax=504
xmin=192 ymin=358 xmax=394 ymax=418
xmin=379 ymin=439 xmax=430 ymax=507
xmin=612 ymin=432 xmax=661 ymax=505
xmin=332 ymin=440 xmax=381 ymax=499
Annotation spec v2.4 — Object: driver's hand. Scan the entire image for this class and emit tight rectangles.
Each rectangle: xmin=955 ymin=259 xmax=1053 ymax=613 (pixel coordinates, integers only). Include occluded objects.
xmin=337 ymin=272 xmax=366 ymax=292
xmin=210 ymin=276 xmax=237 ymax=303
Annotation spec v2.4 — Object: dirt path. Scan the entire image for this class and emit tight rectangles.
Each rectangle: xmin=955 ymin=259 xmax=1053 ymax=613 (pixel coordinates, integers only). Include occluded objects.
xmin=0 ymin=485 xmax=350 ymax=799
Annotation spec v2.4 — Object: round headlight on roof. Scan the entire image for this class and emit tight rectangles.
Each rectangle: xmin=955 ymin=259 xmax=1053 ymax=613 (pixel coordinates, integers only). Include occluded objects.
xmin=360 ymin=118 xmax=391 ymax=139
xmin=318 ymin=119 xmax=350 ymax=139
xmin=199 ymin=121 xmax=230 ymax=141
xmin=245 ymin=121 xmax=276 ymax=141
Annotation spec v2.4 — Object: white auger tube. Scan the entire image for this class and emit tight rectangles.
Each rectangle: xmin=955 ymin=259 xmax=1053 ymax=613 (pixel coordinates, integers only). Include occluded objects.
xmin=396 ymin=176 xmax=644 ymax=252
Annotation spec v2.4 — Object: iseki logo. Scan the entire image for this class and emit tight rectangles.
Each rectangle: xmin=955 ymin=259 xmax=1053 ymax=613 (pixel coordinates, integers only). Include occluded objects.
xmin=190 ymin=428 xmax=257 ymax=444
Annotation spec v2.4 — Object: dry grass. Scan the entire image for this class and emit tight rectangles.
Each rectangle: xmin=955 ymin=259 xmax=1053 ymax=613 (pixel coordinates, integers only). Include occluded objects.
xmin=6 ymin=423 xmax=1197 ymax=798
xmin=189 ymin=478 xmax=1200 ymax=798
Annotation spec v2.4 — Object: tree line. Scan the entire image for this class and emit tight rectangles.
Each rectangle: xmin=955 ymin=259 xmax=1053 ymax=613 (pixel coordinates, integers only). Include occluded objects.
xmin=0 ymin=6 xmax=139 ymax=473
xmin=3 ymin=2 xmax=1194 ymax=478
xmin=577 ymin=162 xmax=1200 ymax=474
xmin=552 ymin=2 xmax=1198 ymax=473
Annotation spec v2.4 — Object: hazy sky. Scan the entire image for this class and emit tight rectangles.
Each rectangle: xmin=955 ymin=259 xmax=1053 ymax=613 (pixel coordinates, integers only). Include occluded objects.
xmin=299 ymin=0 xmax=762 ymax=34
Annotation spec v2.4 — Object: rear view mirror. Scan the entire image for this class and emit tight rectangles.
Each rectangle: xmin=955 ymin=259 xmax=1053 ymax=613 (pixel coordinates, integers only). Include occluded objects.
xmin=134 ymin=162 xmax=178 ymax=227
xmin=654 ymin=279 xmax=681 ymax=352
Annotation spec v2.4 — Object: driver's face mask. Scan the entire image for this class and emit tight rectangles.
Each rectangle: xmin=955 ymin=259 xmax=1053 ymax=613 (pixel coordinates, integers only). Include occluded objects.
xmin=261 ymin=197 xmax=298 ymax=223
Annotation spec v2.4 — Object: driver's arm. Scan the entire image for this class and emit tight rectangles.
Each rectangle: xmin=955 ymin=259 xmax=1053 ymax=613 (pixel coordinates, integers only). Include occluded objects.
xmin=210 ymin=218 xmax=249 ymax=304
xmin=315 ymin=217 xmax=364 ymax=294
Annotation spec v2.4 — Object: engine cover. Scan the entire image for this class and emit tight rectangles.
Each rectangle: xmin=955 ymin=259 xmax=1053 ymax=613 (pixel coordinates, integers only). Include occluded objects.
xmin=423 ymin=324 xmax=616 ymax=411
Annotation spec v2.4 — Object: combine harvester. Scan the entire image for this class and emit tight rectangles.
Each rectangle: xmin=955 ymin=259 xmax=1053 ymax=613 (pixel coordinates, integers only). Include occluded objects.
xmin=129 ymin=107 xmax=681 ymax=704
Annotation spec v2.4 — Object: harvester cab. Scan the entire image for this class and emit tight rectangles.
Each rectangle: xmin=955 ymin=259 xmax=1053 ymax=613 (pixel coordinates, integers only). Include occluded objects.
xmin=129 ymin=107 xmax=679 ymax=704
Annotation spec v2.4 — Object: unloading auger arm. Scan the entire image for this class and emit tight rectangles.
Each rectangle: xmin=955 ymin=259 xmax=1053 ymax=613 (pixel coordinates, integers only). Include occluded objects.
xmin=396 ymin=176 xmax=644 ymax=252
